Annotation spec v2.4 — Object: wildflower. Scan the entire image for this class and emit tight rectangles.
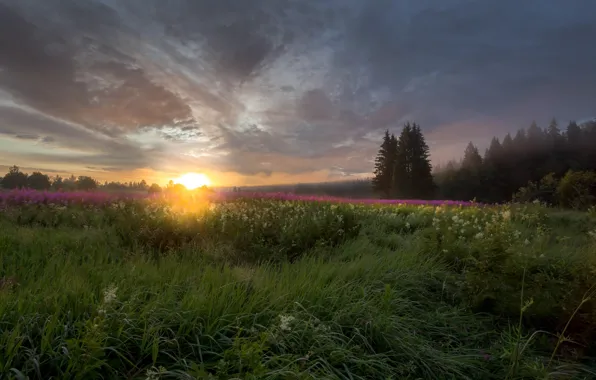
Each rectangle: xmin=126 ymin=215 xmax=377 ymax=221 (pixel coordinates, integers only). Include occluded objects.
xmin=501 ymin=210 xmax=511 ymax=221
xmin=279 ymin=314 xmax=295 ymax=331
xmin=145 ymin=366 xmax=167 ymax=380
xmin=103 ymin=284 xmax=118 ymax=304
xmin=475 ymin=232 xmax=484 ymax=239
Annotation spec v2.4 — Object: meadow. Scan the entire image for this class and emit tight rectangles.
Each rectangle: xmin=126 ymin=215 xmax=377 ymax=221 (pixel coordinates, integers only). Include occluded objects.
xmin=0 ymin=190 xmax=596 ymax=379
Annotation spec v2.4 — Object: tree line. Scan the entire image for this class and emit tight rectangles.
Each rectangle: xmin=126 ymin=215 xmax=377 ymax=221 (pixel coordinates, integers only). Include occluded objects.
xmin=372 ymin=118 xmax=596 ymax=208
xmin=0 ymin=166 xmax=163 ymax=193
xmin=435 ymin=118 xmax=596 ymax=206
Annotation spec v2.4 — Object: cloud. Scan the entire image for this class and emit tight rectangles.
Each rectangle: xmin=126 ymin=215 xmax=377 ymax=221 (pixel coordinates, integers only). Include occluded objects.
xmin=1 ymin=0 xmax=596 ymax=183
xmin=0 ymin=105 xmax=159 ymax=169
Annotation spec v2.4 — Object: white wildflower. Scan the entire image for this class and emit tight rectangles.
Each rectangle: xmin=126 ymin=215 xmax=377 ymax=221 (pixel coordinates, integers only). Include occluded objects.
xmin=279 ymin=314 xmax=296 ymax=331
xmin=103 ymin=284 xmax=118 ymax=304
xmin=501 ymin=210 xmax=511 ymax=221
xmin=475 ymin=232 xmax=484 ymax=239
xmin=145 ymin=366 xmax=167 ymax=380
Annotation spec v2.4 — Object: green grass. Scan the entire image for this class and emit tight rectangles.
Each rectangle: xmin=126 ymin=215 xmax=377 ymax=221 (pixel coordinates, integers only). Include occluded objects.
xmin=1 ymin=199 xmax=596 ymax=379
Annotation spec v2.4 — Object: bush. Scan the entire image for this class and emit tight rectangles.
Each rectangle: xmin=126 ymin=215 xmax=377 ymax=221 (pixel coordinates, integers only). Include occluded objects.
xmin=556 ymin=170 xmax=596 ymax=209
xmin=513 ymin=172 xmax=559 ymax=205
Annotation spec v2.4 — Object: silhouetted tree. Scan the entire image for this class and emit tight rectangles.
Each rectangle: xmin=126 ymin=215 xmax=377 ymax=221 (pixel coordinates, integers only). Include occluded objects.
xmin=407 ymin=123 xmax=435 ymax=198
xmin=372 ymin=130 xmax=398 ymax=198
xmin=27 ymin=172 xmax=51 ymax=190
xmin=148 ymin=183 xmax=162 ymax=194
xmin=393 ymin=125 xmax=412 ymax=197
xmin=52 ymin=175 xmax=64 ymax=190
xmin=462 ymin=142 xmax=483 ymax=170
xmin=76 ymin=176 xmax=97 ymax=191
xmin=2 ymin=166 xmax=28 ymax=189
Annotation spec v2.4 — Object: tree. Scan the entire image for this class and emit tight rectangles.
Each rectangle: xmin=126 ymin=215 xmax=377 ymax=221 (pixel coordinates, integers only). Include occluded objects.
xmin=372 ymin=130 xmax=398 ymax=198
xmin=484 ymin=137 xmax=503 ymax=163
xmin=27 ymin=172 xmax=51 ymax=190
xmin=566 ymin=121 xmax=581 ymax=145
xmin=2 ymin=166 xmax=28 ymax=189
xmin=407 ymin=123 xmax=435 ymax=198
xmin=502 ymin=132 xmax=513 ymax=150
xmin=76 ymin=176 xmax=97 ymax=191
xmin=388 ymin=123 xmax=436 ymax=199
xmin=461 ymin=142 xmax=482 ymax=170
xmin=556 ymin=170 xmax=596 ymax=209
xmin=546 ymin=118 xmax=561 ymax=143
xmin=527 ymin=121 xmax=544 ymax=146
xmin=52 ymin=175 xmax=64 ymax=190
xmin=148 ymin=183 xmax=162 ymax=194
xmin=393 ymin=125 xmax=412 ymax=197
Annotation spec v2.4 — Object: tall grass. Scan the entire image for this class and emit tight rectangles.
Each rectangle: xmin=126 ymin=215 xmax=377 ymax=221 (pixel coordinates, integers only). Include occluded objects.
xmin=0 ymin=195 xmax=595 ymax=379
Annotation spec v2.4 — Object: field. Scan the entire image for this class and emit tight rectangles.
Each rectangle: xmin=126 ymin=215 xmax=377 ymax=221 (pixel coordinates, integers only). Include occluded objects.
xmin=1 ymin=191 xmax=596 ymax=379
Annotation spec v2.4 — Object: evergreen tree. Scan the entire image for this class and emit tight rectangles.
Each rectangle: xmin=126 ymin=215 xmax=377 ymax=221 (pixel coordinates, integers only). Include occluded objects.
xmin=393 ymin=124 xmax=412 ymax=197
xmin=566 ymin=121 xmax=581 ymax=145
xmin=391 ymin=123 xmax=435 ymax=199
xmin=501 ymin=133 xmax=514 ymax=153
xmin=484 ymin=137 xmax=503 ymax=162
xmin=461 ymin=142 xmax=482 ymax=170
xmin=372 ymin=130 xmax=396 ymax=198
xmin=408 ymin=123 xmax=435 ymax=198
xmin=546 ymin=118 xmax=561 ymax=142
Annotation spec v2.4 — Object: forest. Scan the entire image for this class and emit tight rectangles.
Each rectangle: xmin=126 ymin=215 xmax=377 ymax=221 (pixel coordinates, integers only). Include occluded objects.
xmin=372 ymin=118 xmax=596 ymax=208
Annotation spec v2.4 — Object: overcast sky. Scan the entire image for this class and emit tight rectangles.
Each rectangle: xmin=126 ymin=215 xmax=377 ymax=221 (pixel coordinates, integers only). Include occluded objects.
xmin=1 ymin=0 xmax=595 ymax=185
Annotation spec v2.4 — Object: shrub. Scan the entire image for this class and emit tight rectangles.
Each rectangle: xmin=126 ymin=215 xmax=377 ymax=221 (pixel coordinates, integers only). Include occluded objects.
xmin=513 ymin=172 xmax=559 ymax=205
xmin=556 ymin=170 xmax=596 ymax=209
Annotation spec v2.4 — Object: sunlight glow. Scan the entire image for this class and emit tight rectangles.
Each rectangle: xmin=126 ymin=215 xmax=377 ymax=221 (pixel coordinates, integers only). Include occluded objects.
xmin=174 ymin=172 xmax=212 ymax=190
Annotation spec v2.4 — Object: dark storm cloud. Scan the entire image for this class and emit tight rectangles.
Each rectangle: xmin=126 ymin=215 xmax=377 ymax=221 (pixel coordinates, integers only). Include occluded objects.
xmin=0 ymin=1 xmax=193 ymax=135
xmin=1 ymin=0 xmax=596 ymax=176
xmin=0 ymin=105 xmax=159 ymax=169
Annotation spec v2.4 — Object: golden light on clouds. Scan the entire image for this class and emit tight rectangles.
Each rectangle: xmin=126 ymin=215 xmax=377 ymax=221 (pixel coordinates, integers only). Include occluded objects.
xmin=174 ymin=172 xmax=212 ymax=189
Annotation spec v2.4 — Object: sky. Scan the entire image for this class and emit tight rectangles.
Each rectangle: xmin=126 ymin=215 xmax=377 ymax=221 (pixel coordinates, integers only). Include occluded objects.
xmin=1 ymin=0 xmax=596 ymax=186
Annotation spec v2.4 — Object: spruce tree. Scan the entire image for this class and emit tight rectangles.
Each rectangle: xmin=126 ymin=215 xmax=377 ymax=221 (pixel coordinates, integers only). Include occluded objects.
xmin=393 ymin=124 xmax=412 ymax=197
xmin=372 ymin=130 xmax=397 ymax=198
xmin=408 ymin=123 xmax=436 ymax=198
xmin=461 ymin=142 xmax=482 ymax=170
xmin=392 ymin=123 xmax=435 ymax=199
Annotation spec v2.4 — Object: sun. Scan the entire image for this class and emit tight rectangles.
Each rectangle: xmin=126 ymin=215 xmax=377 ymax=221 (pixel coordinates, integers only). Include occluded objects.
xmin=174 ymin=172 xmax=212 ymax=190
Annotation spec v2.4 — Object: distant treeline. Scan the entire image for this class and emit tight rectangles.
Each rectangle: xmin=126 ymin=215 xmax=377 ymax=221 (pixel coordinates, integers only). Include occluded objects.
xmin=434 ymin=118 xmax=596 ymax=206
xmin=0 ymin=167 xmax=161 ymax=193
xmin=229 ymin=179 xmax=375 ymax=199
